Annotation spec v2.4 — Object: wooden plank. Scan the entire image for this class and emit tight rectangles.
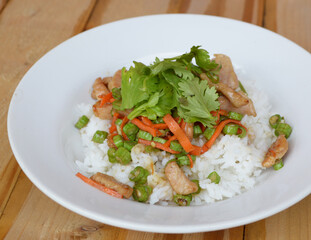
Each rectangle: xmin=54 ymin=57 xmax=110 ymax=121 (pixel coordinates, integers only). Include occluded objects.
xmin=0 ymin=0 xmax=96 ymax=220
xmin=0 ymin=0 xmax=8 ymax=12
xmin=265 ymin=0 xmax=311 ymax=52
xmin=86 ymin=0 xmax=264 ymax=29
xmin=0 ymin=172 xmax=32 ymax=239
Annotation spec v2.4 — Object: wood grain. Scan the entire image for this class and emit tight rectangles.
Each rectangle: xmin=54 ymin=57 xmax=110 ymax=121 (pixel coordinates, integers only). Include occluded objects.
xmin=0 ymin=0 xmax=96 ymax=226
xmin=265 ymin=0 xmax=311 ymax=52
xmin=0 ymin=0 xmax=8 ymax=13
xmin=86 ymin=0 xmax=264 ymax=29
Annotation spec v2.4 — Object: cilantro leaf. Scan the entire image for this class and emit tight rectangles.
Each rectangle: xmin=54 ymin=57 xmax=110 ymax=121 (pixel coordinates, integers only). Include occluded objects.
xmin=121 ymin=62 xmax=158 ymax=109
xmin=178 ymin=78 xmax=220 ymax=127
xmin=151 ymin=60 xmax=193 ymax=80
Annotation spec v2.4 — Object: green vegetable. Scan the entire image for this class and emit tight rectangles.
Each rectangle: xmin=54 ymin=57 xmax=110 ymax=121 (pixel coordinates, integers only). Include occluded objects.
xmin=208 ymin=171 xmax=221 ymax=184
xmin=108 ymin=148 xmax=117 ymax=163
xmin=269 ymin=114 xmax=282 ymax=129
xmin=144 ymin=145 xmax=159 ymax=153
xmin=115 ymin=147 xmax=132 ymax=165
xmin=176 ymin=155 xmax=190 ymax=166
xmin=193 ymin=125 xmax=203 ymax=138
xmin=112 ymin=87 xmax=121 ymax=100
xmin=129 ymin=166 xmax=150 ymax=184
xmin=170 ymin=141 xmax=183 ymax=152
xmin=204 ymin=128 xmax=215 ymax=140
xmin=153 ymin=137 xmax=167 ymax=144
xmin=222 ymin=124 xmax=239 ymax=135
xmin=132 ymin=185 xmax=152 ymax=202
xmin=137 ymin=130 xmax=153 ymax=141
xmin=273 ymin=159 xmax=284 ymax=171
xmin=239 ymin=81 xmax=247 ymax=94
xmin=113 ymin=135 xmax=124 ymax=148
xmin=115 ymin=118 xmax=123 ymax=126
xmin=178 ymin=77 xmax=219 ymax=127
xmin=92 ymin=130 xmax=108 ymax=144
xmin=118 ymin=46 xmax=221 ymax=127
xmin=191 ymin=180 xmax=201 ymax=195
xmin=153 ymin=117 xmax=164 ymax=124
xmin=173 ymin=194 xmax=192 ymax=206
xmin=237 ymin=127 xmax=247 ymax=138
xmin=123 ymin=122 xmax=139 ymax=136
xmin=275 ymin=123 xmax=292 ymax=138
xmin=228 ymin=111 xmax=243 ymax=121
xmin=75 ymin=115 xmax=89 ymax=129
xmin=124 ymin=140 xmax=136 ymax=151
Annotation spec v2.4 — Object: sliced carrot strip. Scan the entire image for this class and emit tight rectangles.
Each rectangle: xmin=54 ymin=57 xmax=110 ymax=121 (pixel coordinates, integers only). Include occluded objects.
xmin=205 ymin=119 xmax=247 ymax=149
xmin=163 ymin=114 xmax=194 ymax=152
xmin=99 ymin=92 xmax=113 ymax=107
xmin=187 ymin=154 xmax=194 ymax=168
xmin=120 ymin=116 xmax=129 ymax=140
xmin=153 ymin=123 xmax=168 ymax=129
xmin=163 ymin=135 xmax=177 ymax=148
xmin=76 ymin=173 xmax=123 ymax=198
xmin=141 ymin=116 xmax=153 ymax=127
xmin=131 ymin=118 xmax=157 ymax=137
xmin=138 ymin=139 xmax=180 ymax=154
xmin=109 ymin=112 xmax=120 ymax=133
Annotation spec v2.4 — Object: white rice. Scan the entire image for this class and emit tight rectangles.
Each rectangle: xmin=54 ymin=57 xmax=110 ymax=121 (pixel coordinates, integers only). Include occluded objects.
xmin=74 ymin=78 xmax=275 ymax=205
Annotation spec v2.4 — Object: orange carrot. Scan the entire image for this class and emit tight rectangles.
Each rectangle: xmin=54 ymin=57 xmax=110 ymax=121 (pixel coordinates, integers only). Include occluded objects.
xmin=141 ymin=116 xmax=153 ymax=127
xmin=109 ymin=112 xmax=120 ymax=133
xmin=76 ymin=172 xmax=123 ymax=198
xmin=131 ymin=118 xmax=157 ymax=137
xmin=120 ymin=116 xmax=129 ymax=140
xmin=190 ymin=119 xmax=247 ymax=156
xmin=205 ymin=119 xmax=247 ymax=149
xmin=163 ymin=114 xmax=195 ymax=152
xmin=163 ymin=135 xmax=177 ymax=148
xmin=99 ymin=92 xmax=113 ymax=107
xmin=108 ymin=133 xmax=118 ymax=148
xmin=153 ymin=123 xmax=168 ymax=129
xmin=187 ymin=154 xmax=194 ymax=168
xmin=138 ymin=139 xmax=180 ymax=154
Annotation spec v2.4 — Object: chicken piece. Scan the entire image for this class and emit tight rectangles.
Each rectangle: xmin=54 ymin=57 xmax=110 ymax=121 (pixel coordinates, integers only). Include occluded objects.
xmin=262 ymin=135 xmax=288 ymax=168
xmin=200 ymin=73 xmax=249 ymax=108
xmin=182 ymin=122 xmax=194 ymax=142
xmin=93 ymin=100 xmax=113 ymax=120
xmin=218 ymin=95 xmax=257 ymax=117
xmin=91 ymin=77 xmax=110 ymax=100
xmin=165 ymin=161 xmax=198 ymax=195
xmin=108 ymin=69 xmax=122 ymax=91
xmin=90 ymin=172 xmax=133 ymax=198
xmin=213 ymin=54 xmax=239 ymax=89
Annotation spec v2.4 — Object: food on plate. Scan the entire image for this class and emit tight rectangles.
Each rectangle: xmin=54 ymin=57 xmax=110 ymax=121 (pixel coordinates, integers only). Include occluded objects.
xmin=74 ymin=46 xmax=292 ymax=206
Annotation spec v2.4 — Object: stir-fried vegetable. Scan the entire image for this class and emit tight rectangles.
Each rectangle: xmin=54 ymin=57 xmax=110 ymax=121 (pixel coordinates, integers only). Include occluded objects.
xmin=173 ymin=194 xmax=192 ymax=206
xmin=228 ymin=111 xmax=243 ymax=121
xmin=222 ymin=124 xmax=239 ymax=135
xmin=123 ymin=122 xmax=139 ymax=137
xmin=129 ymin=166 xmax=150 ymax=184
xmin=132 ymin=185 xmax=153 ymax=202
xmin=208 ymin=171 xmax=221 ymax=184
xmin=153 ymin=137 xmax=167 ymax=144
xmin=193 ymin=125 xmax=203 ymax=138
xmin=113 ymin=135 xmax=124 ymax=148
xmin=273 ymin=159 xmax=284 ymax=170
xmin=203 ymin=128 xmax=215 ymax=140
xmin=237 ymin=127 xmax=247 ymax=138
xmin=108 ymin=148 xmax=117 ymax=163
xmin=111 ymin=87 xmax=121 ymax=100
xmin=92 ymin=130 xmax=108 ymax=143
xmin=275 ymin=123 xmax=292 ymax=138
xmin=115 ymin=147 xmax=132 ymax=165
xmin=191 ymin=180 xmax=201 ymax=194
xmin=115 ymin=118 xmax=123 ymax=126
xmin=124 ymin=140 xmax=136 ymax=151
xmin=137 ymin=130 xmax=153 ymax=141
xmin=75 ymin=115 xmax=89 ymax=129
xmin=269 ymin=114 xmax=282 ymax=129
xmin=170 ymin=141 xmax=183 ymax=152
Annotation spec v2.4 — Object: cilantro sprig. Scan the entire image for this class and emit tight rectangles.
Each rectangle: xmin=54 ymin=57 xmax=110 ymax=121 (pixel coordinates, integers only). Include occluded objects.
xmin=117 ymin=46 xmax=221 ymax=126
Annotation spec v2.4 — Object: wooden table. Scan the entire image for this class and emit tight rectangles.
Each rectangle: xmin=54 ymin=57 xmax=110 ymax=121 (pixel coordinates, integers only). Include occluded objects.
xmin=1 ymin=0 xmax=310 ymax=239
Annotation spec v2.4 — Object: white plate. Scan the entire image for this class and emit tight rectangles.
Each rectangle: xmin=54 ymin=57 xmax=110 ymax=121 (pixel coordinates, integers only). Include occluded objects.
xmin=7 ymin=14 xmax=311 ymax=233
